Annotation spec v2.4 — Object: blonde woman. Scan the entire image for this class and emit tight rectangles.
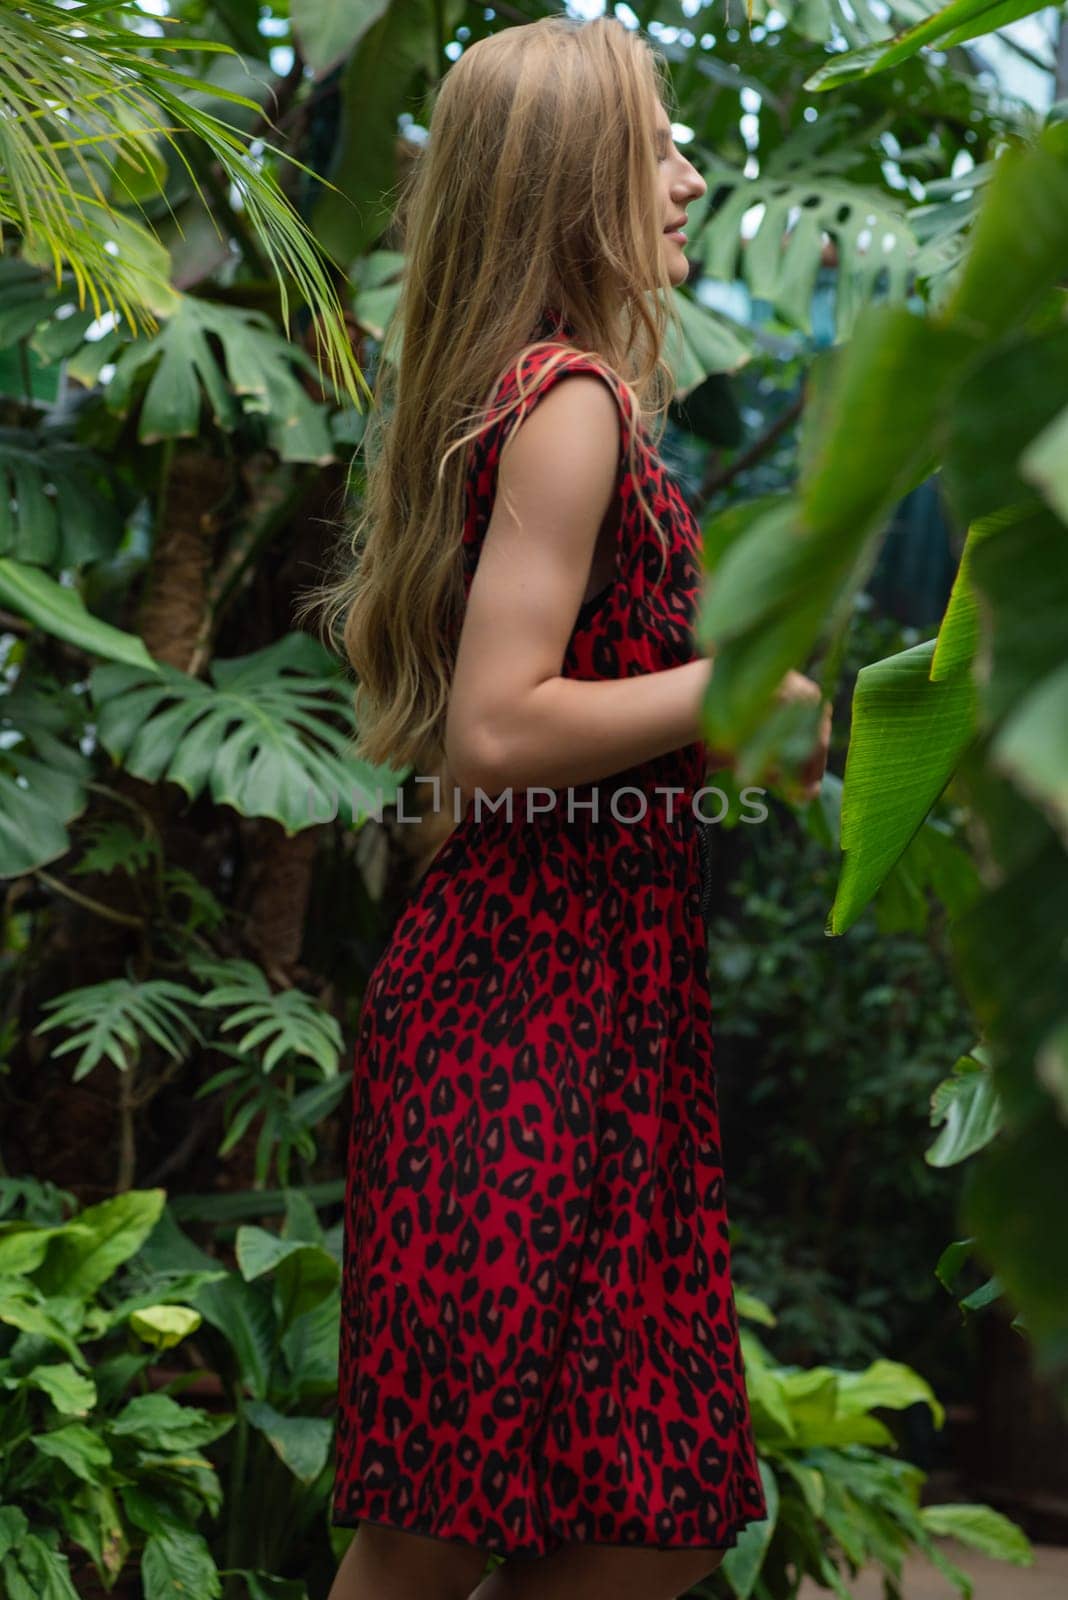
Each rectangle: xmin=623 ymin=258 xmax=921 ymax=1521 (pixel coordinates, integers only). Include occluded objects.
xmin=311 ymin=15 xmax=830 ymax=1600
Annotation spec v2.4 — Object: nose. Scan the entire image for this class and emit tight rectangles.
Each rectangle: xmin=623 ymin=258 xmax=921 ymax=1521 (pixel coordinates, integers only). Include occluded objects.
xmin=682 ymin=159 xmax=707 ymax=202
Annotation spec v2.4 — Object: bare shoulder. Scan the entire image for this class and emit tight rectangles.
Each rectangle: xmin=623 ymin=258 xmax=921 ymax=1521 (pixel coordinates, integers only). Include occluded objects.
xmin=499 ymin=366 xmax=622 ymax=496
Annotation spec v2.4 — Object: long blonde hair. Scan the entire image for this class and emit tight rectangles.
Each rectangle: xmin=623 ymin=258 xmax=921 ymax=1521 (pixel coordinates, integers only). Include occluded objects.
xmin=299 ymin=15 xmax=683 ymax=772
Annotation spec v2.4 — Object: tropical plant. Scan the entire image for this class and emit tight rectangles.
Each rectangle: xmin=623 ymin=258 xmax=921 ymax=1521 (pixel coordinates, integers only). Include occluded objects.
xmin=696 ymin=71 xmax=1068 ymax=1375
xmin=0 ymin=1181 xmax=231 ymax=1599
xmin=32 ymin=952 xmax=346 ymax=1191
xmin=713 ymin=1288 xmax=1033 ymax=1600
xmin=139 ymin=1192 xmax=342 ymax=1599
xmin=0 ymin=0 xmax=365 ymax=401
xmin=2 ymin=1 xmax=1065 ymax=1590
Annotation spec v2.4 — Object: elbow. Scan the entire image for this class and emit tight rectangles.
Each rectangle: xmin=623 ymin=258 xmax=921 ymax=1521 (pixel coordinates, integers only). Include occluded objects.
xmin=445 ymin=722 xmax=509 ymax=799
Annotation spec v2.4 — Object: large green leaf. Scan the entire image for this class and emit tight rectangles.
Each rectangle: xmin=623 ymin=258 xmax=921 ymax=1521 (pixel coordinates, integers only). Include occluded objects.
xmin=919 ymin=1502 xmax=1032 ymax=1562
xmin=280 ymin=1289 xmax=340 ymax=1400
xmin=805 ymin=0 xmax=1050 ymax=91
xmin=990 ymin=657 xmax=1068 ymax=847
xmin=90 ymin=631 xmax=403 ymax=834
xmin=26 ymin=1361 xmax=98 ymax=1416
xmin=235 ymin=1225 xmax=340 ymax=1333
xmin=830 ymin=638 xmax=977 ymax=934
xmin=697 ymin=108 xmax=917 ymax=340
xmin=967 ymin=503 xmax=1068 ymax=726
xmin=0 ymin=1285 xmax=88 ymax=1366
xmin=0 ymin=428 xmax=122 ymax=568
xmin=0 ymin=676 xmax=91 ymax=879
xmin=832 ymin=1357 xmax=945 ymax=1428
xmin=33 ymin=1422 xmax=113 ymax=1483
xmin=941 ymin=326 xmax=1068 ymax=525
xmin=105 ymin=296 xmax=335 ymax=463
xmin=662 ymin=289 xmax=752 ymax=393
xmin=243 ymin=1399 xmax=332 ymax=1485
xmin=142 ymin=1530 xmax=221 ymax=1600
xmin=1 ymin=1533 xmax=80 ymax=1600
xmin=313 ymin=0 xmax=465 ymax=264
xmin=944 ymin=122 xmax=1068 ymax=343
xmin=1020 ymin=400 xmax=1068 ymax=524
xmin=0 ymin=1509 xmax=29 ymax=1565
xmin=109 ymin=1393 xmax=233 ymax=1452
xmin=139 ymin=1210 xmax=277 ymax=1400
xmin=699 ymin=296 xmax=984 ymax=787
xmin=929 ymin=511 xmax=1014 ymax=682
xmin=699 ymin=310 xmax=975 ymax=759
xmin=291 ymin=0 xmax=390 ymax=79
xmin=0 ymin=559 xmax=160 ymax=670
xmin=35 ymin=1189 xmax=166 ymax=1301
xmin=927 ymin=1051 xmax=1003 ymax=1168
xmin=57 ymin=1481 xmax=128 ymax=1586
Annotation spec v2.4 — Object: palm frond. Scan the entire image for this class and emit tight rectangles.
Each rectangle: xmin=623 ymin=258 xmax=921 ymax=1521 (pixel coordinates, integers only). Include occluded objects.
xmin=0 ymin=0 xmax=369 ymax=409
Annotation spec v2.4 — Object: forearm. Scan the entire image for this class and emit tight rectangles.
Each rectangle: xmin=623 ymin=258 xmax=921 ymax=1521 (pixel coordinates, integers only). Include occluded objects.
xmin=459 ymin=656 xmax=730 ymax=796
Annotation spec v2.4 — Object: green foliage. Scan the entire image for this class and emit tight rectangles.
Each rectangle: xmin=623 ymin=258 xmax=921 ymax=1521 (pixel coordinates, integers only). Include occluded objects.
xmin=1 ymin=0 xmax=1065 ymax=1589
xmin=104 ymin=299 xmax=340 ymax=463
xmin=805 ymin=0 xmax=1047 ymax=90
xmin=191 ymin=957 xmax=344 ymax=1078
xmin=724 ymin=1297 xmax=1032 ymax=1598
xmin=0 ymin=0 xmax=368 ymax=405
xmin=0 ymin=676 xmax=91 ymax=878
xmin=139 ymin=1193 xmax=341 ymax=1590
xmin=90 ymin=633 xmax=397 ymax=836
xmin=706 ymin=726 xmax=976 ymax=1373
xmin=698 ymin=111 xmax=1068 ymax=1366
xmin=34 ymin=976 xmax=206 ymax=1082
xmin=31 ymin=954 xmax=347 ymax=1187
xmin=0 ymin=1182 xmax=229 ymax=1598
xmin=698 ymin=108 xmax=917 ymax=339
xmin=0 ymin=561 xmax=160 ymax=673
xmin=0 ymin=423 xmax=124 ymax=568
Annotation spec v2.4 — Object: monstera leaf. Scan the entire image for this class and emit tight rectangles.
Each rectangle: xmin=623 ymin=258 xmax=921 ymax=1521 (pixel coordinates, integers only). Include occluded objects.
xmin=0 ymin=428 xmax=124 ymax=569
xmin=0 ymin=675 xmax=91 ymax=878
xmin=90 ymin=631 xmax=405 ymax=834
xmin=103 ymin=296 xmax=337 ymax=463
xmin=663 ymin=289 xmax=752 ymax=397
xmin=698 ymin=107 xmax=918 ymax=340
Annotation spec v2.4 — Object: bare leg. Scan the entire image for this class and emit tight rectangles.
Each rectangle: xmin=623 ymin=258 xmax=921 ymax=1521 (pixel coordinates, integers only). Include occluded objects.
xmin=327 ymin=1520 xmax=493 ymax=1600
xmin=466 ymin=1544 xmax=725 ymax=1600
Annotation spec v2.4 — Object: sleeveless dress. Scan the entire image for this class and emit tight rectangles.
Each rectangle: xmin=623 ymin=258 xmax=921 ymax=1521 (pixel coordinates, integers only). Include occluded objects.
xmin=331 ymin=309 xmax=768 ymax=1558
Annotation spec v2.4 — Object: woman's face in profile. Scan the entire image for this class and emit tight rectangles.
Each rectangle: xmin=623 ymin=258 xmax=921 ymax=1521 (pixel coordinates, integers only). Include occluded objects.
xmin=653 ymin=102 xmax=707 ymax=288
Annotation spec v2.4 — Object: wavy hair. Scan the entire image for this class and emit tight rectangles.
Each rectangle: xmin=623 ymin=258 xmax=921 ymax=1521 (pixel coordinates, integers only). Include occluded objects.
xmin=299 ymin=15 xmax=684 ymax=772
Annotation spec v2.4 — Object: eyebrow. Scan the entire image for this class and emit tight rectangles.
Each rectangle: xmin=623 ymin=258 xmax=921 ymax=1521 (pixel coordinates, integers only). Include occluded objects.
xmin=655 ymin=127 xmax=670 ymax=151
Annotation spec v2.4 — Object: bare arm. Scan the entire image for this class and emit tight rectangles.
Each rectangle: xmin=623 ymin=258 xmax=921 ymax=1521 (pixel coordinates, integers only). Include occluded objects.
xmin=445 ymin=370 xmax=718 ymax=798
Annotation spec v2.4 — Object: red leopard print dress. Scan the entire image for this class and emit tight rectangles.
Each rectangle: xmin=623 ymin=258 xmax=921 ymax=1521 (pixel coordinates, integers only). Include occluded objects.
xmin=332 ymin=308 xmax=768 ymax=1558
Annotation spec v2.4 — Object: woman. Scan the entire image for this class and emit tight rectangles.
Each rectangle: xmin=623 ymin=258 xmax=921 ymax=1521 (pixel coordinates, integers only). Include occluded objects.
xmin=310 ymin=16 xmax=830 ymax=1600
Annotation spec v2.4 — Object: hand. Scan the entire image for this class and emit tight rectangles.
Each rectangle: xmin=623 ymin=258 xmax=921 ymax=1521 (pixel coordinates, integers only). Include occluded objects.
xmin=769 ymin=671 xmax=833 ymax=804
